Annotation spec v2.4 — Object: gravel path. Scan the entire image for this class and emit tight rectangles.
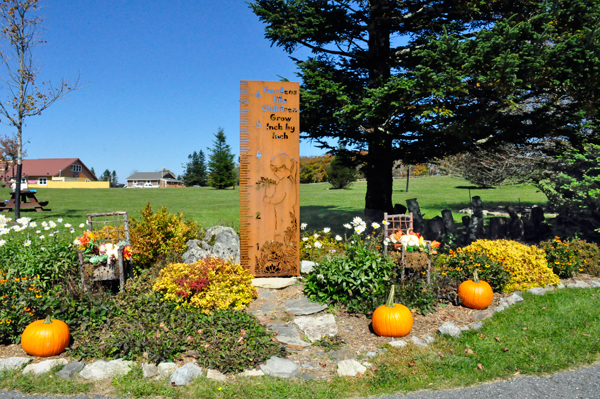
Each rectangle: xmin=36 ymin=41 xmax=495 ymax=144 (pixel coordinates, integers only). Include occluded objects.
xmin=1 ymin=363 xmax=599 ymax=399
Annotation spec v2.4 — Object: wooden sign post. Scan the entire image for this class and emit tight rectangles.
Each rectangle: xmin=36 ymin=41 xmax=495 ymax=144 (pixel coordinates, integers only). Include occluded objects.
xmin=240 ymin=81 xmax=300 ymax=277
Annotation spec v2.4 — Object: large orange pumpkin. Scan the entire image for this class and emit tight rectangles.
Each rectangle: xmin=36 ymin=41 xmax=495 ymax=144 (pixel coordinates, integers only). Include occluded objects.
xmin=372 ymin=285 xmax=413 ymax=337
xmin=458 ymin=270 xmax=494 ymax=310
xmin=21 ymin=316 xmax=70 ymax=357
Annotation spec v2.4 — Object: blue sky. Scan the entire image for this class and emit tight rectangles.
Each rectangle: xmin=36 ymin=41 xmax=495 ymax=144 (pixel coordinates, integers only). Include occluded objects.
xmin=0 ymin=0 xmax=323 ymax=182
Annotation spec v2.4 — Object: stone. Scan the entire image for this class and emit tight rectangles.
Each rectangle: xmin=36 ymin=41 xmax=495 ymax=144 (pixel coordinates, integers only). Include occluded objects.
xmin=362 ymin=361 xmax=373 ymax=368
xmin=470 ymin=321 xmax=484 ymax=331
xmin=284 ymin=297 xmax=328 ymax=315
xmin=301 ymin=372 xmax=318 ymax=380
xmin=366 ymin=351 xmax=378 ymax=358
xmin=438 ymin=322 xmax=462 ymax=338
xmin=423 ymin=335 xmax=436 ymax=344
xmin=237 ymin=369 xmax=264 ymax=377
xmin=505 ymin=293 xmax=524 ymax=306
xmin=56 ymin=362 xmax=85 ymax=380
xmin=170 ymin=363 xmax=203 ymax=386
xmin=141 ymin=363 xmax=158 ymax=378
xmin=294 ymin=314 xmax=338 ymax=342
xmin=591 ymin=280 xmax=600 ymax=288
xmin=258 ymin=290 xmax=276 ymax=298
xmin=337 ymin=359 xmax=366 ymax=377
xmin=528 ymin=287 xmax=546 ymax=295
xmin=182 ymin=226 xmax=241 ymax=264
xmin=411 ymin=336 xmax=428 ymax=347
xmin=328 ymin=347 xmax=355 ymax=362
xmin=22 ymin=359 xmax=67 ymax=375
xmin=0 ymin=357 xmax=31 ymax=371
xmin=299 ymin=363 xmax=320 ymax=370
xmin=567 ymin=281 xmax=591 ymax=289
xmin=494 ymin=305 xmax=506 ymax=313
xmin=474 ymin=309 xmax=495 ymax=321
xmin=79 ymin=359 xmax=135 ymax=381
xmin=254 ymin=301 xmax=278 ymax=315
xmin=545 ymin=285 xmax=556 ymax=291
xmin=557 ymin=283 xmax=566 ymax=289
xmin=389 ymin=340 xmax=407 ymax=348
xmin=269 ymin=324 xmax=309 ymax=347
xmin=259 ymin=356 xmax=300 ymax=378
xmin=499 ymin=298 xmax=509 ymax=308
xmin=301 ymin=260 xmax=316 ymax=274
xmin=460 ymin=326 xmax=470 ymax=332
xmin=206 ymin=369 xmax=227 ymax=381
xmin=253 ymin=277 xmax=298 ymax=289
xmin=157 ymin=362 xmax=178 ymax=379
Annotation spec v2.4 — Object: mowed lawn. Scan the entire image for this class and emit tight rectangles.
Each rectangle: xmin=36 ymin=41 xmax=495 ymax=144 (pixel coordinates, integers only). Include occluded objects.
xmin=2 ymin=176 xmax=548 ymax=232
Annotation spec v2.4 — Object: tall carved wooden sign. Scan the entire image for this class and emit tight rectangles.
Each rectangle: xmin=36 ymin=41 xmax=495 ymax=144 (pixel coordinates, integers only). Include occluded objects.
xmin=240 ymin=81 xmax=300 ymax=277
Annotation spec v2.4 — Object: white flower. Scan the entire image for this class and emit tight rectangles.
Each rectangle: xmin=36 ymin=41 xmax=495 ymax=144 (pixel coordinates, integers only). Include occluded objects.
xmin=317 ymin=274 xmax=324 ymax=281
xmin=44 ymin=226 xmax=50 ymax=231
xmin=371 ymin=222 xmax=380 ymax=229
xmin=323 ymin=228 xmax=331 ymax=233
xmin=17 ymin=217 xmax=31 ymax=225
xmin=0 ymin=228 xmax=8 ymax=235
xmin=352 ymin=216 xmax=363 ymax=226
xmin=382 ymin=220 xmax=389 ymax=225
xmin=300 ymin=223 xmax=307 ymax=230
xmin=354 ymin=225 xmax=366 ymax=234
xmin=79 ymin=223 xmax=85 ymax=228
xmin=24 ymin=240 xmax=31 ymax=247
xmin=49 ymin=233 xmax=54 ymax=237
xmin=69 ymin=228 xmax=75 ymax=233
xmin=64 ymin=223 xmax=72 ymax=228
xmin=343 ymin=223 xmax=352 ymax=229
xmin=39 ymin=235 xmax=45 ymax=240
xmin=57 ymin=218 xmax=63 ymax=223
xmin=335 ymin=235 xmax=342 ymax=241
xmin=302 ymin=237 xmax=309 ymax=242
xmin=313 ymin=233 xmax=320 ymax=239
xmin=29 ymin=222 xmax=37 ymax=228
xmin=305 ymin=244 xmax=312 ymax=249
xmin=49 ymin=221 xmax=56 ymax=228
xmin=41 ymin=221 xmax=48 ymax=227
xmin=73 ymin=239 xmax=81 ymax=246
xmin=314 ymin=241 xmax=322 ymax=249
xmin=0 ymin=239 xmax=5 ymax=246
xmin=36 ymin=230 xmax=41 ymax=234
xmin=41 ymin=247 xmax=46 ymax=251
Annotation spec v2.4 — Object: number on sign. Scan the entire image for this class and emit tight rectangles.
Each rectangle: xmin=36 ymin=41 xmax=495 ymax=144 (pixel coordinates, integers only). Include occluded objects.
xmin=255 ymin=91 xmax=261 ymax=98
xmin=256 ymin=150 xmax=262 ymax=159
xmin=256 ymin=211 xmax=261 ymax=219
xmin=256 ymin=120 xmax=261 ymax=128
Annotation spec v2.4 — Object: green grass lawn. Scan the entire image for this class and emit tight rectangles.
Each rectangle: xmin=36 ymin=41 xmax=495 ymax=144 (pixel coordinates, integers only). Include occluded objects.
xmin=1 ymin=176 xmax=547 ymax=232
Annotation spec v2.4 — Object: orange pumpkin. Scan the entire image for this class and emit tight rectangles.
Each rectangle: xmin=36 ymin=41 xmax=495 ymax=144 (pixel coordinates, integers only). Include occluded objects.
xmin=21 ymin=316 xmax=70 ymax=357
xmin=458 ymin=270 xmax=493 ymax=310
xmin=372 ymin=285 xmax=413 ymax=337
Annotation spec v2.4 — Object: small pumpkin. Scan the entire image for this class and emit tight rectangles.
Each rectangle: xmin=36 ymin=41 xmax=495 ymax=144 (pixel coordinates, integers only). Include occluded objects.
xmin=458 ymin=270 xmax=494 ymax=310
xmin=21 ymin=316 xmax=70 ymax=357
xmin=372 ymin=285 xmax=413 ymax=337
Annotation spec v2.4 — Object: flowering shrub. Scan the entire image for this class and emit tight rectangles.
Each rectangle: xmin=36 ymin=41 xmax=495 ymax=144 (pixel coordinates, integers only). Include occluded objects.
xmin=74 ymin=230 xmax=131 ymax=265
xmin=567 ymin=239 xmax=600 ymax=277
xmin=463 ymin=239 xmax=560 ymax=292
xmin=153 ymin=257 xmax=256 ymax=314
xmin=130 ymin=203 xmax=200 ymax=269
xmin=434 ymin=248 xmax=510 ymax=292
xmin=300 ymin=224 xmax=346 ymax=262
xmin=539 ymin=237 xmax=581 ymax=278
xmin=0 ymin=273 xmax=45 ymax=343
xmin=304 ymin=217 xmax=396 ymax=314
xmin=386 ymin=230 xmax=440 ymax=255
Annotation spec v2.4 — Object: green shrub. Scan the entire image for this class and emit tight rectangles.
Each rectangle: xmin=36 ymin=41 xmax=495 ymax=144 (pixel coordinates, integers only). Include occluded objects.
xmin=300 ymin=225 xmax=346 ymax=262
xmin=0 ymin=274 xmax=46 ymax=343
xmin=539 ymin=237 xmax=582 ymax=278
xmin=567 ymin=239 xmax=600 ymax=277
xmin=152 ymin=257 xmax=256 ymax=314
xmin=463 ymin=239 xmax=560 ymax=292
xmin=304 ymin=234 xmax=396 ymax=314
xmin=396 ymin=280 xmax=438 ymax=315
xmin=129 ymin=203 xmax=200 ymax=270
xmin=73 ymin=270 xmax=285 ymax=373
xmin=434 ymin=249 xmax=510 ymax=292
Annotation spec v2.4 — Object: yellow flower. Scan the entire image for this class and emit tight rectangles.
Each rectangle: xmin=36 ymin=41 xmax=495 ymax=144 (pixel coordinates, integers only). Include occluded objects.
xmin=36 ymin=294 xmax=42 ymax=298
xmin=218 ymin=387 xmax=222 ymax=391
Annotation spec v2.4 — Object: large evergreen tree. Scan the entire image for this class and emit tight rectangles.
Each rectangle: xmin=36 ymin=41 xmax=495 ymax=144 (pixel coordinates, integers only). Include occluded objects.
xmin=207 ymin=128 xmax=236 ymax=189
xmin=251 ymin=0 xmax=600 ymax=217
xmin=182 ymin=150 xmax=208 ymax=187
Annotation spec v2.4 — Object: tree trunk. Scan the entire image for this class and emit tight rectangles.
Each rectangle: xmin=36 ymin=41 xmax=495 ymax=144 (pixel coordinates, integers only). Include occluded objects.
xmin=363 ymin=140 xmax=394 ymax=222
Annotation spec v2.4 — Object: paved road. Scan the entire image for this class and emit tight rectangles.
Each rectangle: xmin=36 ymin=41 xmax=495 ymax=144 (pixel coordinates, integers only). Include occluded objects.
xmin=1 ymin=364 xmax=599 ymax=399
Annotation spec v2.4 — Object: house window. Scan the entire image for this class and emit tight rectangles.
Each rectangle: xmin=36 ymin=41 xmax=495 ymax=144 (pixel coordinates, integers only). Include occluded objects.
xmin=71 ymin=164 xmax=82 ymax=173
xmin=85 ymin=179 xmax=90 ymax=182
xmin=38 ymin=178 xmax=47 ymax=185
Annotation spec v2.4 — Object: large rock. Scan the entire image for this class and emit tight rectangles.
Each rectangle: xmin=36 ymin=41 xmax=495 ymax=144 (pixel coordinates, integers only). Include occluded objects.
xmin=142 ymin=363 xmax=158 ymax=378
xmin=56 ymin=362 xmax=85 ymax=380
xmin=337 ymin=359 xmax=366 ymax=377
xmin=284 ymin=297 xmax=327 ymax=315
xmin=253 ymin=277 xmax=298 ymax=289
xmin=0 ymin=357 xmax=31 ymax=371
xmin=259 ymin=356 xmax=300 ymax=378
xmin=438 ymin=322 xmax=461 ymax=338
xmin=411 ymin=336 xmax=428 ymax=347
xmin=528 ymin=287 xmax=546 ymax=295
xmin=170 ymin=363 xmax=203 ymax=386
xmin=328 ymin=347 xmax=355 ymax=362
xmin=23 ymin=359 xmax=68 ymax=375
xmin=301 ymin=260 xmax=316 ymax=274
xmin=567 ymin=281 xmax=591 ymax=289
xmin=269 ymin=324 xmax=310 ymax=347
xmin=182 ymin=226 xmax=240 ymax=264
xmin=206 ymin=369 xmax=227 ymax=381
xmin=237 ymin=369 xmax=264 ymax=377
xmin=505 ymin=293 xmax=524 ymax=306
xmin=79 ymin=359 xmax=135 ymax=381
xmin=591 ymin=280 xmax=600 ymax=288
xmin=294 ymin=314 xmax=338 ymax=342
xmin=389 ymin=340 xmax=407 ymax=348
xmin=157 ymin=362 xmax=178 ymax=379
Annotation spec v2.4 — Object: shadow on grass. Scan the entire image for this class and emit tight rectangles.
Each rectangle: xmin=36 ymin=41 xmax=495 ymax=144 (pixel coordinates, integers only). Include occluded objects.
xmin=455 ymin=185 xmax=496 ymax=190
xmin=300 ymin=205 xmax=362 ymax=234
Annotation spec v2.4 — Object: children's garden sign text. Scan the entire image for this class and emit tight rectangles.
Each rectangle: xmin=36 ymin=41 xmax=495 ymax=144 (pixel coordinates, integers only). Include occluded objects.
xmin=240 ymin=81 xmax=300 ymax=277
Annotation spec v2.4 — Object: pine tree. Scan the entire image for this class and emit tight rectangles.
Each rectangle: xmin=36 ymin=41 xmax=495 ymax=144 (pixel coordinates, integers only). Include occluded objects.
xmin=90 ymin=167 xmax=96 ymax=179
xmin=111 ymin=170 xmax=118 ymax=186
xmin=207 ymin=128 xmax=236 ymax=189
xmin=326 ymin=155 xmax=358 ymax=189
xmin=181 ymin=150 xmax=208 ymax=187
xmin=100 ymin=169 xmax=111 ymax=182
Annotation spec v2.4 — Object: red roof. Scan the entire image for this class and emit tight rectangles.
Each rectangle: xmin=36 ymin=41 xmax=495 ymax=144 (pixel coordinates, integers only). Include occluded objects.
xmin=2 ymin=158 xmax=96 ymax=180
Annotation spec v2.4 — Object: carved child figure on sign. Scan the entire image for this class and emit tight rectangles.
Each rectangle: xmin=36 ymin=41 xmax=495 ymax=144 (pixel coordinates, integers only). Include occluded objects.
xmin=262 ymin=152 xmax=298 ymax=242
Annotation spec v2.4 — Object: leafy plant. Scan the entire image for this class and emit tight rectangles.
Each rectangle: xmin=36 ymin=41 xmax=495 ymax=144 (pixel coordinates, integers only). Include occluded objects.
xmin=300 ymin=225 xmax=346 ymax=262
xmin=129 ymin=203 xmax=200 ymax=270
xmin=434 ymin=249 xmax=509 ymax=292
xmin=313 ymin=335 xmax=345 ymax=351
xmin=566 ymin=239 xmax=600 ymax=277
xmin=539 ymin=237 xmax=581 ymax=278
